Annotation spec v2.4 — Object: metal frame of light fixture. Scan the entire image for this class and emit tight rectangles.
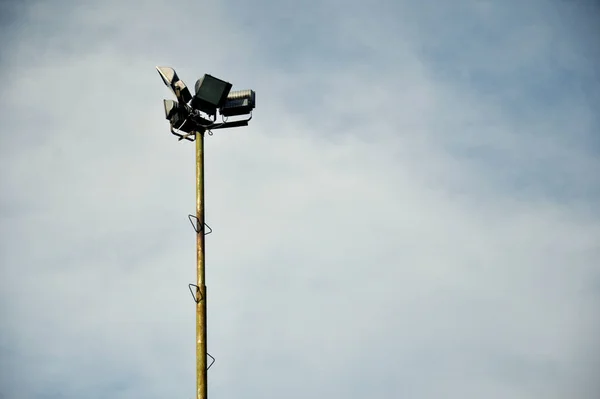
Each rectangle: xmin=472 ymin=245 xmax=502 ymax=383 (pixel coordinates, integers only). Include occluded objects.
xmin=156 ymin=66 xmax=255 ymax=399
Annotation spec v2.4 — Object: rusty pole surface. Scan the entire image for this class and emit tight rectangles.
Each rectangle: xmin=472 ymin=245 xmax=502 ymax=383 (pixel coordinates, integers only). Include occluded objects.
xmin=195 ymin=130 xmax=208 ymax=399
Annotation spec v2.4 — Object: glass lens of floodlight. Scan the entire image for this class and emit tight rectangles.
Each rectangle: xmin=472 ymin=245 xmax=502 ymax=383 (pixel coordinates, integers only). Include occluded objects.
xmin=164 ymin=99 xmax=178 ymax=119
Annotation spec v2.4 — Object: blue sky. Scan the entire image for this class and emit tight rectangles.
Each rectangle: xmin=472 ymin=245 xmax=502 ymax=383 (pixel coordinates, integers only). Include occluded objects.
xmin=1 ymin=0 xmax=599 ymax=398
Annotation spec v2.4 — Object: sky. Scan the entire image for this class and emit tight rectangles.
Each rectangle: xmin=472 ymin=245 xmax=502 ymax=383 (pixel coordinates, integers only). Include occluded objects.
xmin=0 ymin=0 xmax=599 ymax=398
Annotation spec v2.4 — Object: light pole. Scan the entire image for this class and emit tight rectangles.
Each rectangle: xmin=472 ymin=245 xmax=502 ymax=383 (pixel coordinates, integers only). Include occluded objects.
xmin=156 ymin=66 xmax=256 ymax=399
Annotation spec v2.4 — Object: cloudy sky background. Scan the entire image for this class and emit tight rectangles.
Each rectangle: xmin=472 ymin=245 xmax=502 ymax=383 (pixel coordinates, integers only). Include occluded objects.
xmin=1 ymin=0 xmax=599 ymax=398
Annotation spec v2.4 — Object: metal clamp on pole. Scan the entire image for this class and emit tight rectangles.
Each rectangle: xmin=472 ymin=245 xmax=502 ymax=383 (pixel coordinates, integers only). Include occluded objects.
xmin=188 ymin=215 xmax=212 ymax=235
xmin=188 ymin=284 xmax=203 ymax=304
xmin=207 ymin=353 xmax=216 ymax=370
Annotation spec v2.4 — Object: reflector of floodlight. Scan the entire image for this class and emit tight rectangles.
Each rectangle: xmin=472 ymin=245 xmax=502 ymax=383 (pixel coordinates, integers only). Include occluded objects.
xmin=220 ymin=90 xmax=256 ymax=117
xmin=156 ymin=66 xmax=192 ymax=104
xmin=191 ymin=74 xmax=232 ymax=116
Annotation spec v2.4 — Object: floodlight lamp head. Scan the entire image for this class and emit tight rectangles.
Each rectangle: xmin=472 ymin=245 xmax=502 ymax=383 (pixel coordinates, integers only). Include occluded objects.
xmin=220 ymin=89 xmax=256 ymax=117
xmin=191 ymin=74 xmax=232 ymax=116
xmin=163 ymin=99 xmax=196 ymax=133
xmin=156 ymin=66 xmax=192 ymax=104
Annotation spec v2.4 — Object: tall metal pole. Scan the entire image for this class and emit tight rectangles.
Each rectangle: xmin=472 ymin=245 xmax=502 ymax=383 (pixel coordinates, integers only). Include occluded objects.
xmin=195 ymin=130 xmax=208 ymax=399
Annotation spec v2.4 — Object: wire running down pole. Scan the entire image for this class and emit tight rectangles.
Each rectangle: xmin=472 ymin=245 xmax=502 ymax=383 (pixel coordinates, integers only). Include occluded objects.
xmin=195 ymin=130 xmax=208 ymax=399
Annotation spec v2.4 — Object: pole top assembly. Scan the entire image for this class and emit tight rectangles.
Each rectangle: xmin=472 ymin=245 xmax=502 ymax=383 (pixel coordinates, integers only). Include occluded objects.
xmin=157 ymin=66 xmax=256 ymax=141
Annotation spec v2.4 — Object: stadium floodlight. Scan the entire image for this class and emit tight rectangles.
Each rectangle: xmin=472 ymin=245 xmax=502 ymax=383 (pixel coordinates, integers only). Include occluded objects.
xmin=220 ymin=90 xmax=256 ymax=117
xmin=157 ymin=66 xmax=193 ymax=104
xmin=191 ymin=74 xmax=233 ymax=116
xmin=164 ymin=99 xmax=196 ymax=134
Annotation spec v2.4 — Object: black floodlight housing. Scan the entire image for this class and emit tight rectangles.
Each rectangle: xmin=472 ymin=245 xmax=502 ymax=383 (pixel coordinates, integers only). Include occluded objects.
xmin=164 ymin=99 xmax=196 ymax=133
xmin=157 ymin=66 xmax=193 ymax=104
xmin=220 ymin=90 xmax=256 ymax=117
xmin=191 ymin=74 xmax=232 ymax=116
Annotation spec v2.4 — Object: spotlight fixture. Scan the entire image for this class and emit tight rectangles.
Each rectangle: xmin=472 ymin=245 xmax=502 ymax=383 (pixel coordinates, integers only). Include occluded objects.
xmin=163 ymin=99 xmax=196 ymax=133
xmin=220 ymin=90 xmax=256 ymax=117
xmin=156 ymin=66 xmax=192 ymax=104
xmin=191 ymin=74 xmax=233 ymax=116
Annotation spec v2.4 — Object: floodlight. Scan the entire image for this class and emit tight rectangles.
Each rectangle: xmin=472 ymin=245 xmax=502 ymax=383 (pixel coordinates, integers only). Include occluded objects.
xmin=220 ymin=90 xmax=256 ymax=117
xmin=163 ymin=99 xmax=196 ymax=133
xmin=157 ymin=66 xmax=193 ymax=104
xmin=191 ymin=74 xmax=232 ymax=116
